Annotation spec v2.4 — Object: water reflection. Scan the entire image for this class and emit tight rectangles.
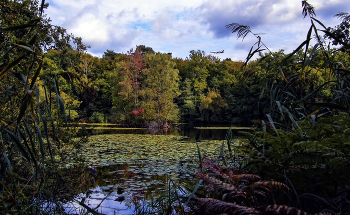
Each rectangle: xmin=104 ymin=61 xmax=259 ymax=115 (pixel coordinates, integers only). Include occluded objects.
xmin=66 ymin=160 xmax=198 ymax=214
xmin=79 ymin=123 xmax=249 ymax=141
xmin=63 ymin=124 xmax=251 ymax=213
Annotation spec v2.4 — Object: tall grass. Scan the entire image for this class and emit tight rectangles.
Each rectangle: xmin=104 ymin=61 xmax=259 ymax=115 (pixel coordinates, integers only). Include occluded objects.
xmin=152 ymin=1 xmax=350 ymax=214
xmin=0 ymin=1 xmax=101 ymax=214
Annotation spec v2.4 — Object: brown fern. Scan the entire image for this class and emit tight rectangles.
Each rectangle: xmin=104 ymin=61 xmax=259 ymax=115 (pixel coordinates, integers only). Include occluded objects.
xmin=202 ymin=158 xmax=235 ymax=181
xmin=243 ymin=181 xmax=291 ymax=206
xmin=251 ymin=181 xmax=290 ymax=193
xmin=232 ymin=174 xmax=262 ymax=185
xmin=196 ymin=172 xmax=237 ymax=192
xmin=196 ymin=172 xmax=248 ymax=203
xmin=195 ymin=198 xmax=260 ymax=215
xmin=313 ymin=212 xmax=342 ymax=215
xmin=263 ymin=205 xmax=309 ymax=215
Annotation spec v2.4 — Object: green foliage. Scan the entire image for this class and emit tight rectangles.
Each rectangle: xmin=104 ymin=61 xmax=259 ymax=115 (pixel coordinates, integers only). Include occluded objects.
xmin=200 ymin=89 xmax=227 ymax=122
xmin=217 ymin=2 xmax=350 ymax=213
xmin=142 ymin=52 xmax=181 ymax=123
xmin=0 ymin=1 xmax=98 ymax=214
xmin=90 ymin=111 xmax=105 ymax=123
xmin=326 ymin=12 xmax=350 ymax=52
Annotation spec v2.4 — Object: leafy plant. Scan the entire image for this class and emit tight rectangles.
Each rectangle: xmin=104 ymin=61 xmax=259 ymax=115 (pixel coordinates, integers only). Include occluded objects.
xmin=0 ymin=1 xmax=99 ymax=214
xmin=216 ymin=0 xmax=350 ymax=214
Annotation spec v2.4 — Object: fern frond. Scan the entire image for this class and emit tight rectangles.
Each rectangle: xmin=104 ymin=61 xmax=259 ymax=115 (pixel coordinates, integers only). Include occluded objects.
xmin=290 ymin=151 xmax=324 ymax=166
xmin=226 ymin=23 xmax=252 ymax=40
xmin=232 ymin=174 xmax=261 ymax=185
xmin=251 ymin=181 xmax=290 ymax=193
xmin=195 ymin=198 xmax=260 ymax=215
xmin=264 ymin=205 xmax=308 ymax=215
xmin=253 ymin=190 xmax=268 ymax=199
xmin=202 ymin=158 xmax=234 ymax=181
xmin=302 ymin=0 xmax=316 ymax=18
xmin=195 ymin=173 xmax=237 ymax=192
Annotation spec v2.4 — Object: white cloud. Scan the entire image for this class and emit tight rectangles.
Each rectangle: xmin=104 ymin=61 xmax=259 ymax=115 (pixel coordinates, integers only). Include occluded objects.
xmin=69 ymin=13 xmax=110 ymax=45
xmin=45 ymin=0 xmax=350 ymax=60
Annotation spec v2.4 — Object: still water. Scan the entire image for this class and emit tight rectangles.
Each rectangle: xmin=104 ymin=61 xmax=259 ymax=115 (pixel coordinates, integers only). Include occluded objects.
xmin=63 ymin=124 xmax=250 ymax=214
xmin=82 ymin=123 xmax=248 ymax=141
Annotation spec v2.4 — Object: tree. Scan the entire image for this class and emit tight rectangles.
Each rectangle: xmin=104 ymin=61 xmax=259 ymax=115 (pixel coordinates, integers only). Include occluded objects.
xmin=142 ymin=53 xmax=180 ymax=123
xmin=137 ymin=45 xmax=155 ymax=55
xmin=79 ymin=52 xmax=94 ymax=83
xmin=326 ymin=12 xmax=350 ymax=52
xmin=117 ymin=47 xmax=147 ymax=117
xmin=0 ymin=1 xmax=91 ymax=212
xmin=186 ymin=50 xmax=210 ymax=96
xmin=200 ymin=89 xmax=227 ymax=122
xmin=180 ymin=78 xmax=196 ymax=116
xmin=103 ymin=49 xmax=119 ymax=60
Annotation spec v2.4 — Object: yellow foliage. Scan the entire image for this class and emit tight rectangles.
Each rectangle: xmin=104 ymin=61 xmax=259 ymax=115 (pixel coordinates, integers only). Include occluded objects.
xmin=200 ymin=89 xmax=228 ymax=112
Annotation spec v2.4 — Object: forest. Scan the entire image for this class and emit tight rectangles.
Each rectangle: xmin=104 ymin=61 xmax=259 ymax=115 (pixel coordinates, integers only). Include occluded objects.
xmin=1 ymin=1 xmax=348 ymax=128
xmin=26 ymin=36 xmax=350 ymax=127
xmin=1 ymin=0 xmax=350 ymax=214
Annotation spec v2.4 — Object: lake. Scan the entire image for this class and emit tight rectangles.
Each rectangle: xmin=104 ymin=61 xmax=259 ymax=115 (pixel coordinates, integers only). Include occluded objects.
xmin=59 ymin=124 xmax=251 ymax=214
xmin=76 ymin=123 xmax=251 ymax=140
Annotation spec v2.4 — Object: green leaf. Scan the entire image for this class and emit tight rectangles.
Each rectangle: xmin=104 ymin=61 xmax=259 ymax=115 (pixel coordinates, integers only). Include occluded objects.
xmin=305 ymin=43 xmax=319 ymax=66
xmin=39 ymin=112 xmax=53 ymax=160
xmin=17 ymin=90 xmax=34 ymax=124
xmin=5 ymin=129 xmax=30 ymax=161
xmin=0 ymin=47 xmax=15 ymax=61
xmin=53 ymin=78 xmax=67 ymax=126
xmin=220 ymin=141 xmax=227 ymax=167
xmin=281 ymin=40 xmax=309 ymax=65
xmin=186 ymin=180 xmax=203 ymax=204
xmin=22 ymin=119 xmax=37 ymax=158
xmin=57 ymin=94 xmax=68 ymax=126
xmin=0 ymin=19 xmax=40 ymax=32
xmin=301 ymin=25 xmax=314 ymax=72
xmin=311 ymin=17 xmax=328 ymax=29
xmin=225 ymin=127 xmax=233 ymax=159
xmin=4 ymin=86 xmax=13 ymax=103
xmin=262 ymin=120 xmax=266 ymax=132
xmin=27 ymin=34 xmax=38 ymax=46
xmin=29 ymin=60 xmax=42 ymax=90
xmin=320 ymin=30 xmax=350 ymax=49
xmin=35 ymin=122 xmax=45 ymax=167
xmin=12 ymin=42 xmax=34 ymax=52
xmin=16 ymin=125 xmax=36 ymax=173
xmin=311 ymin=115 xmax=316 ymax=128
xmin=266 ymin=114 xmax=279 ymax=137
xmin=276 ymin=101 xmax=284 ymax=119
xmin=281 ymin=106 xmax=301 ymax=134
xmin=0 ymin=53 xmax=25 ymax=81
xmin=3 ymin=153 xmax=13 ymax=177
xmin=10 ymin=71 xmax=26 ymax=83
xmin=302 ymin=81 xmax=336 ymax=101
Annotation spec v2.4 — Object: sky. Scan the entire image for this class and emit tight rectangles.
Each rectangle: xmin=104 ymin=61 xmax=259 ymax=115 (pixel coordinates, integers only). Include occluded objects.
xmin=44 ymin=0 xmax=350 ymax=61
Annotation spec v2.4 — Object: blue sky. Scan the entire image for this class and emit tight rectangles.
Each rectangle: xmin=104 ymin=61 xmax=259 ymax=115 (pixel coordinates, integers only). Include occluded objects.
xmin=44 ymin=0 xmax=350 ymax=61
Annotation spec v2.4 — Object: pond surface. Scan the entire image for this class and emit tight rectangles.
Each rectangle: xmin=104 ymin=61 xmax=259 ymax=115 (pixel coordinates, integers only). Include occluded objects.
xmin=75 ymin=123 xmax=251 ymax=141
xmin=61 ymin=125 xmax=251 ymax=214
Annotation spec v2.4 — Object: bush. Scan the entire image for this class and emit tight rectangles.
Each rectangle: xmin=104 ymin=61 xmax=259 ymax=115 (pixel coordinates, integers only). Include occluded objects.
xmin=90 ymin=111 xmax=105 ymax=123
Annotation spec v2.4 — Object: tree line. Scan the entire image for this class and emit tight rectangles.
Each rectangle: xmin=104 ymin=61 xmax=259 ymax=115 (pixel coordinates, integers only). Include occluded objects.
xmin=39 ymin=45 xmax=349 ymax=127
xmin=2 ymin=0 xmax=349 ymax=129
